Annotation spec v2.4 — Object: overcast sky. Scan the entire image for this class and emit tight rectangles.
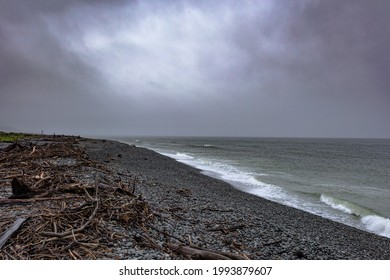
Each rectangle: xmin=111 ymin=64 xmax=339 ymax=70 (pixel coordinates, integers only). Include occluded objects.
xmin=1 ymin=0 xmax=389 ymax=138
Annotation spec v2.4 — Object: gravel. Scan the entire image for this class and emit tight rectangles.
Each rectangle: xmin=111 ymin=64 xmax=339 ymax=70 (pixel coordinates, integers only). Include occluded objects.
xmin=80 ymin=138 xmax=390 ymax=260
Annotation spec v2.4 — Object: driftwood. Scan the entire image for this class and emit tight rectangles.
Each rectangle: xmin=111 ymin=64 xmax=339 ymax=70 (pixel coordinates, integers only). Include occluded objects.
xmin=29 ymin=146 xmax=36 ymax=156
xmin=10 ymin=178 xmax=37 ymax=199
xmin=4 ymin=142 xmax=27 ymax=152
xmin=209 ymin=224 xmax=247 ymax=234
xmin=201 ymin=207 xmax=235 ymax=213
xmin=0 ymin=135 xmax=152 ymax=259
xmin=0 ymin=196 xmax=83 ymax=205
xmin=264 ymin=239 xmax=283 ymax=246
xmin=168 ymin=243 xmax=250 ymax=260
xmin=0 ymin=218 xmax=28 ymax=249
xmin=42 ymin=196 xmax=99 ymax=238
xmin=1 ymin=135 xmax=254 ymax=260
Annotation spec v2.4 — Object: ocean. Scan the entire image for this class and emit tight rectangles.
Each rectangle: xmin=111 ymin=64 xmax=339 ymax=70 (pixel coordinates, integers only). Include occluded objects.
xmin=116 ymin=137 xmax=390 ymax=238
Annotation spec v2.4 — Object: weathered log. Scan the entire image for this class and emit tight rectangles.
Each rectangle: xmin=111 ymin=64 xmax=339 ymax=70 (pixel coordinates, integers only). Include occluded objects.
xmin=0 ymin=217 xmax=28 ymax=249
xmin=167 ymin=243 xmax=249 ymax=260
xmin=4 ymin=142 xmax=27 ymax=152
xmin=29 ymin=146 xmax=36 ymax=155
xmin=10 ymin=178 xmax=36 ymax=199
xmin=0 ymin=195 xmax=83 ymax=205
xmin=263 ymin=239 xmax=283 ymax=246
xmin=209 ymin=224 xmax=247 ymax=234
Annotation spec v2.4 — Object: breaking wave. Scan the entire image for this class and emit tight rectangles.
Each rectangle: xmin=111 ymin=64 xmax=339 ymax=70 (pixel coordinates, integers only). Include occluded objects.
xmin=160 ymin=151 xmax=290 ymax=202
xmin=160 ymin=151 xmax=390 ymax=239
xmin=320 ymin=194 xmax=390 ymax=238
xmin=320 ymin=194 xmax=373 ymax=216
xmin=188 ymin=144 xmax=221 ymax=149
xmin=361 ymin=215 xmax=390 ymax=238
xmin=161 ymin=152 xmax=194 ymax=161
xmin=122 ymin=137 xmax=390 ymax=239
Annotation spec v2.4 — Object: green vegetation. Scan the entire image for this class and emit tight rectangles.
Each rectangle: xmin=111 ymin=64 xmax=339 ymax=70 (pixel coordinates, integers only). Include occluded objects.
xmin=0 ymin=131 xmax=36 ymax=142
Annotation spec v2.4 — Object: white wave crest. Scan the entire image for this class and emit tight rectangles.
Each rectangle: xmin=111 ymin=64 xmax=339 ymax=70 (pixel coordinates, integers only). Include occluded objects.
xmin=321 ymin=194 xmax=390 ymax=238
xmin=361 ymin=215 xmax=390 ymax=238
xmin=320 ymin=194 xmax=354 ymax=215
xmin=161 ymin=152 xmax=194 ymax=161
xmin=159 ymin=149 xmax=390 ymax=239
xmin=203 ymin=144 xmax=216 ymax=148
xmin=174 ymin=153 xmax=194 ymax=160
xmin=161 ymin=151 xmax=285 ymax=201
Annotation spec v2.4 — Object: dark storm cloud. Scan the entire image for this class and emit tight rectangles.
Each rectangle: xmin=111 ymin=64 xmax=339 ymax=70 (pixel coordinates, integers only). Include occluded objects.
xmin=213 ymin=0 xmax=390 ymax=137
xmin=0 ymin=0 xmax=130 ymax=134
xmin=0 ymin=0 xmax=389 ymax=137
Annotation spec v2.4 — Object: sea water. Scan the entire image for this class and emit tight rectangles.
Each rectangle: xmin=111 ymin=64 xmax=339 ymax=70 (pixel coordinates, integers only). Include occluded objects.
xmin=117 ymin=137 xmax=390 ymax=238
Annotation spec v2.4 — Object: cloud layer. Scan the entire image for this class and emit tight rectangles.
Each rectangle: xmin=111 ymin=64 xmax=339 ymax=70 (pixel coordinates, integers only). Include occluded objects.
xmin=1 ymin=0 xmax=389 ymax=137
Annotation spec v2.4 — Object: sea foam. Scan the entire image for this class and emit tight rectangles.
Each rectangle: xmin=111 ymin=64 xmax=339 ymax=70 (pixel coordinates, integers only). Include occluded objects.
xmin=162 ymin=152 xmax=194 ymax=161
xmin=361 ymin=215 xmax=390 ymax=238
xmin=161 ymin=151 xmax=286 ymax=199
xmin=161 ymin=150 xmax=349 ymax=218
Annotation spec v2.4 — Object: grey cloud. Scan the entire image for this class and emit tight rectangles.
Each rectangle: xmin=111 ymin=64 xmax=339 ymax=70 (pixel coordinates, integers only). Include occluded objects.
xmin=0 ymin=0 xmax=389 ymax=137
xmin=0 ymin=0 xmax=127 ymax=134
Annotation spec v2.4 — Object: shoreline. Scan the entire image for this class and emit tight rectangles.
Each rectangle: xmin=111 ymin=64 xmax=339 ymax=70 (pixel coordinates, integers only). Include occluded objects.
xmin=1 ymin=136 xmax=389 ymax=259
xmin=83 ymin=138 xmax=390 ymax=259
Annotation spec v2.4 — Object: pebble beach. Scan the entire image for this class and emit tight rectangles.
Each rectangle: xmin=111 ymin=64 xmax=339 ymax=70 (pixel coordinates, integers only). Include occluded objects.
xmin=83 ymin=138 xmax=390 ymax=260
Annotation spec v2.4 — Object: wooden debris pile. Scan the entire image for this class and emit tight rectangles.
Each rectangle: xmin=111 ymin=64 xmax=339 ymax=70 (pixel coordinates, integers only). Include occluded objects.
xmin=0 ymin=136 xmax=153 ymax=259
